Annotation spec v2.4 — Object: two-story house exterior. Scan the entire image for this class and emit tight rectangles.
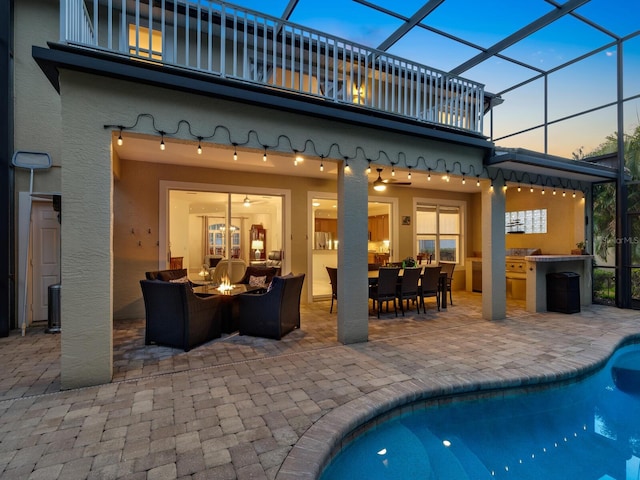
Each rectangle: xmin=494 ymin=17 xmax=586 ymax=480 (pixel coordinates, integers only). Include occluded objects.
xmin=4 ymin=0 xmax=623 ymax=389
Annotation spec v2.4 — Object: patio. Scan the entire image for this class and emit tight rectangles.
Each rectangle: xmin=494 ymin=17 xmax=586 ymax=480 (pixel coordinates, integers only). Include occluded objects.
xmin=1 ymin=292 xmax=639 ymax=479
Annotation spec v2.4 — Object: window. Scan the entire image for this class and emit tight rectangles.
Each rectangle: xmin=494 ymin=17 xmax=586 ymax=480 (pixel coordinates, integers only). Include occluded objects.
xmin=416 ymin=203 xmax=462 ymax=263
xmin=128 ymin=25 xmax=163 ymax=60
xmin=505 ymin=209 xmax=547 ymax=234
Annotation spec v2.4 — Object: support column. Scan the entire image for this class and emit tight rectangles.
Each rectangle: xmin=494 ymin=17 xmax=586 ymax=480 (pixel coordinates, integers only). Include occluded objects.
xmin=482 ymin=184 xmax=506 ymax=320
xmin=337 ymin=161 xmax=368 ymax=344
xmin=60 ymin=75 xmax=113 ymax=389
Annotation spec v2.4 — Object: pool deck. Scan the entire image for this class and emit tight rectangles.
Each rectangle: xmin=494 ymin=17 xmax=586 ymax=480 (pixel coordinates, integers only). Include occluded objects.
xmin=1 ymin=291 xmax=639 ymax=479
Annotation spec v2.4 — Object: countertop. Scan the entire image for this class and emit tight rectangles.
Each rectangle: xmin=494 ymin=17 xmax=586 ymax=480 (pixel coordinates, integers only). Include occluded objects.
xmin=524 ymin=254 xmax=593 ymax=262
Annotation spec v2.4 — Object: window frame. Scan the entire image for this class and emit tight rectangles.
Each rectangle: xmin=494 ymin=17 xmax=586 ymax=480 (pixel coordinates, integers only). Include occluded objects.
xmin=414 ymin=198 xmax=466 ymax=266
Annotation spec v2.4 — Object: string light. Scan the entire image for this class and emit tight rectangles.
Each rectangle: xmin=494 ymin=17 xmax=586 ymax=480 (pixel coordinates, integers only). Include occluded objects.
xmin=489 ymin=181 xmax=494 ymax=191
xmin=517 ymin=184 xmax=521 ymax=192
xmin=530 ymin=184 xmax=534 ymax=193
xmin=562 ymin=190 xmax=566 ymax=197
xmin=344 ymin=156 xmax=350 ymax=170
xmin=106 ymin=114 xmax=595 ymax=199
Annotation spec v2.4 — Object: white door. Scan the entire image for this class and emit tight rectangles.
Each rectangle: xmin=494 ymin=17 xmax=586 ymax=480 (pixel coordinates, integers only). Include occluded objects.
xmin=31 ymin=202 xmax=61 ymax=322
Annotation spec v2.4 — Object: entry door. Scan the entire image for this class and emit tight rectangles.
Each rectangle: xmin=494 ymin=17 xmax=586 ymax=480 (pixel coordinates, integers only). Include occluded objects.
xmin=31 ymin=202 xmax=61 ymax=322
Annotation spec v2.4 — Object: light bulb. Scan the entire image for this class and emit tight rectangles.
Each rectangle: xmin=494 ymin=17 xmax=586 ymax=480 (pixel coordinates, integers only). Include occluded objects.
xmin=462 ymin=176 xmax=466 ymax=185
xmin=233 ymin=150 xmax=237 ymax=161
xmin=197 ymin=143 xmax=202 ymax=155
xmin=320 ymin=163 xmax=324 ymax=172
xmin=263 ymin=152 xmax=267 ymax=162
xmin=160 ymin=137 xmax=165 ymax=150
xmin=391 ymin=168 xmax=395 ymax=177
xmin=117 ymin=131 xmax=123 ymax=146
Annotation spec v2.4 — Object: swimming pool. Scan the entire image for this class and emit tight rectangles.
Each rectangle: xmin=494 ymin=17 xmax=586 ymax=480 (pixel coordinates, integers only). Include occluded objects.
xmin=321 ymin=343 xmax=640 ymax=479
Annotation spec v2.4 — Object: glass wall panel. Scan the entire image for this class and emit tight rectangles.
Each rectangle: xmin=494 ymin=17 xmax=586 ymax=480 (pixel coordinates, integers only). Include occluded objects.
xmin=547 ymin=105 xmax=617 ymax=158
xmin=492 ymin=78 xmax=545 ymax=141
xmin=494 ymin=128 xmax=545 ymax=153
xmin=548 ymin=50 xmax=617 ymax=122
xmin=623 ymin=35 xmax=640 ymax=99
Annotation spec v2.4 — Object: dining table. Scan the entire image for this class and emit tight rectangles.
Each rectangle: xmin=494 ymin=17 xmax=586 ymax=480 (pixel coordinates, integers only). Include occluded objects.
xmin=367 ymin=266 xmax=448 ymax=309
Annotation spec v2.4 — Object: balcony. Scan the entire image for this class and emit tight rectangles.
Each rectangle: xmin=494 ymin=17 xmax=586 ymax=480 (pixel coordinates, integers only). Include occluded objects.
xmin=61 ymin=0 xmax=485 ymax=135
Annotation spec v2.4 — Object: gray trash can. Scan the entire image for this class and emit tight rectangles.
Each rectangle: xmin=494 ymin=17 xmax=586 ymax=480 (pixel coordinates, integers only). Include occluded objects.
xmin=47 ymin=283 xmax=61 ymax=333
xmin=546 ymin=272 xmax=580 ymax=314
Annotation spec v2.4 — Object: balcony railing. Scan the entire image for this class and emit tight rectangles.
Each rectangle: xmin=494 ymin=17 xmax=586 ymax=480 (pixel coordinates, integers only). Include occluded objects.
xmin=61 ymin=0 xmax=485 ymax=135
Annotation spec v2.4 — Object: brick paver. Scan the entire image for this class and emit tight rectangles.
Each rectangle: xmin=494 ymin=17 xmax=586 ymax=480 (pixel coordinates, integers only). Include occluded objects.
xmin=0 ymin=293 xmax=638 ymax=479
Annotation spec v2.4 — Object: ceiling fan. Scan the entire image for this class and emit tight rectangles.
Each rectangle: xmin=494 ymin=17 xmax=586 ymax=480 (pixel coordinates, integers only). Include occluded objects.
xmin=372 ymin=168 xmax=411 ymax=191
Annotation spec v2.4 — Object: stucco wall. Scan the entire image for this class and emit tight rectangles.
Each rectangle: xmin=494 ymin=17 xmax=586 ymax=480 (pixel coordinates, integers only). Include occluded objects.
xmin=505 ymin=188 xmax=585 ymax=254
xmin=13 ymin=0 xmax=62 ymax=194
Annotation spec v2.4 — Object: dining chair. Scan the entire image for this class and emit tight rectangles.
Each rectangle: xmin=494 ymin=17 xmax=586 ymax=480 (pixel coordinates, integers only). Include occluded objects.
xmin=439 ymin=262 xmax=455 ymax=305
xmin=419 ymin=266 xmax=441 ymax=311
xmin=396 ymin=267 xmax=422 ymax=316
xmin=368 ymin=267 xmax=400 ymax=318
xmin=326 ymin=266 xmax=338 ymax=313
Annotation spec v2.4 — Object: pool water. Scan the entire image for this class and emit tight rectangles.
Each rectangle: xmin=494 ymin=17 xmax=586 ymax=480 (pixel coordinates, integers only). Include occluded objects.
xmin=321 ymin=343 xmax=640 ymax=480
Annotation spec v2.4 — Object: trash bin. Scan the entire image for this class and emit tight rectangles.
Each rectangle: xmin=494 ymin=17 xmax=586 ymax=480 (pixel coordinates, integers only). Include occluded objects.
xmin=546 ymin=272 xmax=580 ymax=314
xmin=47 ymin=283 xmax=61 ymax=333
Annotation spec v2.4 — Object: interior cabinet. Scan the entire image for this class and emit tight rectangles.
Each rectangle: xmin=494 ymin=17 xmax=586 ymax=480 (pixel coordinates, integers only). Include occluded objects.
xmin=315 ymin=218 xmax=337 ymax=236
xmin=368 ymin=214 xmax=389 ymax=241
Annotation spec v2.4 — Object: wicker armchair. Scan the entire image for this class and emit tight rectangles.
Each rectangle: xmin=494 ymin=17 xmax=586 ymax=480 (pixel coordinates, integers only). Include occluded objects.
xmin=140 ymin=280 xmax=222 ymax=351
xmin=236 ymin=273 xmax=305 ymax=339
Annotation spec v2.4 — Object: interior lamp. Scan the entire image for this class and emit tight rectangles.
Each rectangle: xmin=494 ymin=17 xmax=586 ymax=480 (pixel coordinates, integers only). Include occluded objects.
xmin=198 ymin=264 xmax=209 ymax=280
xmin=251 ymin=240 xmax=264 ymax=260
xmin=372 ymin=169 xmax=387 ymax=191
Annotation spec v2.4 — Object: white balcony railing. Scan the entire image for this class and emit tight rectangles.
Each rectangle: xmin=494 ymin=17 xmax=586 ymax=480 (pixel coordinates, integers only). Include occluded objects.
xmin=61 ymin=0 xmax=485 ymax=134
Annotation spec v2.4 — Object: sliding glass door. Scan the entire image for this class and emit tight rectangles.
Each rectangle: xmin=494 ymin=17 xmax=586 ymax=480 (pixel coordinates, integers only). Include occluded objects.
xmin=169 ymin=190 xmax=283 ymax=274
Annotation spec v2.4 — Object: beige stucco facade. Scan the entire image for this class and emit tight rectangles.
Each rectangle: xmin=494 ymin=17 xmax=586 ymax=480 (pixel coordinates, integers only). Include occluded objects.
xmin=11 ymin=0 xmax=596 ymax=389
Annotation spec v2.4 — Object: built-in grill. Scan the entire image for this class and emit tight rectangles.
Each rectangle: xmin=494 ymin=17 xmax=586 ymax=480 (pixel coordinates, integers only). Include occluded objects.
xmin=505 ymin=248 xmax=540 ymax=299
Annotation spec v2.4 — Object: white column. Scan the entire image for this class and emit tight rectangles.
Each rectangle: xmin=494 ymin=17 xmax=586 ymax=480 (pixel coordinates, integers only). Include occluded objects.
xmin=337 ymin=160 xmax=369 ymax=344
xmin=482 ymin=184 xmax=506 ymax=320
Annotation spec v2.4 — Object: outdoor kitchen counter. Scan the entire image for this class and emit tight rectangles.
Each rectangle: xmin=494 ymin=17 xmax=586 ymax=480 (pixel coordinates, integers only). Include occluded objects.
xmin=524 ymin=255 xmax=593 ymax=313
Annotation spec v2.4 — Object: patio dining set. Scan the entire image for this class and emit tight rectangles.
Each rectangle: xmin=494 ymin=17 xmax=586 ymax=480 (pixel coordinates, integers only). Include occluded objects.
xmin=327 ymin=263 xmax=455 ymax=318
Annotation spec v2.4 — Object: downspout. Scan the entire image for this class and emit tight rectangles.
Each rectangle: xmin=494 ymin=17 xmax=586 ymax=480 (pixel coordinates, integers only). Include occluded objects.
xmin=0 ymin=0 xmax=15 ymax=336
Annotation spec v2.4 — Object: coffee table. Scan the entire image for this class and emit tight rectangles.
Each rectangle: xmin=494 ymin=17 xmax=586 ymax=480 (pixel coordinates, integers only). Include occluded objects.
xmin=193 ymin=283 xmax=265 ymax=332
